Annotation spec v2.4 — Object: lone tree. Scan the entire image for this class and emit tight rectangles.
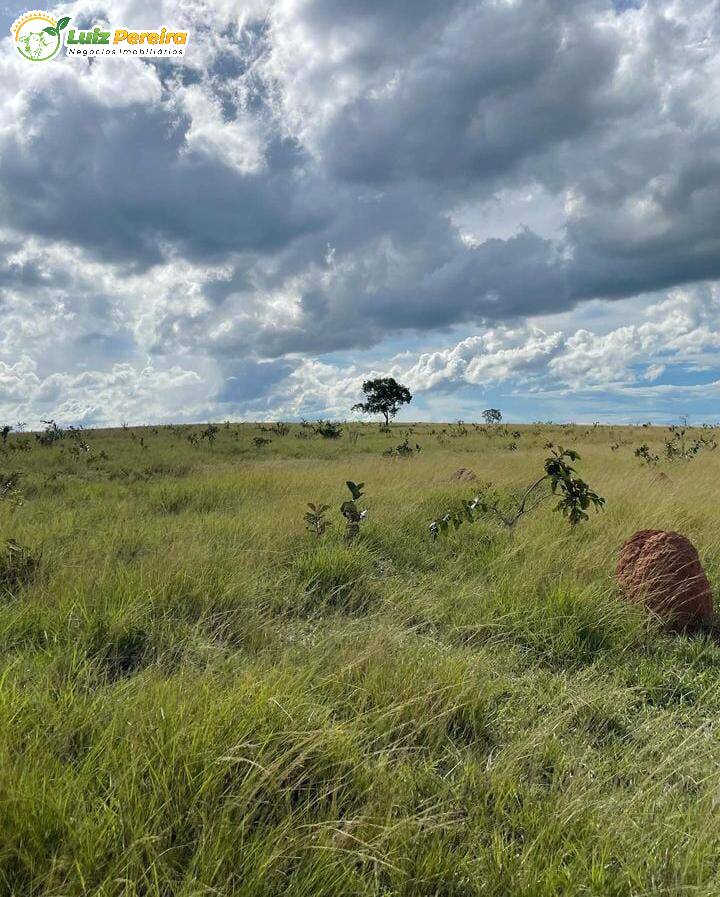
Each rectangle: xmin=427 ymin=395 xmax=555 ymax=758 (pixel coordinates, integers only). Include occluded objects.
xmin=482 ymin=408 xmax=502 ymax=424
xmin=353 ymin=377 xmax=412 ymax=427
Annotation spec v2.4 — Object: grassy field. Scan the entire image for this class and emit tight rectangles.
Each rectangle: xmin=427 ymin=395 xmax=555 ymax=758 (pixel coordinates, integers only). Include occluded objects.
xmin=1 ymin=419 xmax=720 ymax=896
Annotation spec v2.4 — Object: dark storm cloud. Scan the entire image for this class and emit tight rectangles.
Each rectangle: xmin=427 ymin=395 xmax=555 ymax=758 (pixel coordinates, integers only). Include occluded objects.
xmin=231 ymin=232 xmax=572 ymax=359
xmin=0 ymin=84 xmax=325 ymax=268
xmin=321 ymin=0 xmax=625 ymax=189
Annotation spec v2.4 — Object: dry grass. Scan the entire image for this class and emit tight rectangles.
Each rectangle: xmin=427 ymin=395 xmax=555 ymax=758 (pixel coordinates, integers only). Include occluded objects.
xmin=0 ymin=420 xmax=719 ymax=895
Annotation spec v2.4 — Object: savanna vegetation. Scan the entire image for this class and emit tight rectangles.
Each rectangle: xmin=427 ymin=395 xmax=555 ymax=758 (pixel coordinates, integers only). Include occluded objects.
xmin=1 ymin=416 xmax=720 ymax=896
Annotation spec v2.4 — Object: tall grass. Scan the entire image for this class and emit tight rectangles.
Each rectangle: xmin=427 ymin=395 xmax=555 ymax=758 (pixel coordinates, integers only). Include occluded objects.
xmin=0 ymin=421 xmax=718 ymax=895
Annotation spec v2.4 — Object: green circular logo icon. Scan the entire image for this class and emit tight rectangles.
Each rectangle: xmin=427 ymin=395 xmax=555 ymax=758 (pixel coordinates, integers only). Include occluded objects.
xmin=12 ymin=11 xmax=70 ymax=62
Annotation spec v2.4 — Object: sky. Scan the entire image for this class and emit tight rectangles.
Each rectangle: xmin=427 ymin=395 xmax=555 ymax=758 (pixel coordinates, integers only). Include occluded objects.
xmin=0 ymin=0 xmax=719 ymax=427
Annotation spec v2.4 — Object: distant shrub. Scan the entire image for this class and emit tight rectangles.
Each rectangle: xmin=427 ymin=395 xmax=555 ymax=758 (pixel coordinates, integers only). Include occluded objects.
xmin=663 ymin=426 xmax=716 ymax=461
xmin=36 ymin=419 xmax=64 ymax=446
xmin=383 ymin=437 xmax=421 ymax=458
xmin=635 ymin=443 xmax=659 ymax=466
xmin=201 ymin=424 xmax=220 ymax=445
xmin=67 ymin=432 xmax=91 ymax=459
xmin=313 ymin=420 xmax=343 ymax=439
xmin=448 ymin=420 xmax=469 ymax=437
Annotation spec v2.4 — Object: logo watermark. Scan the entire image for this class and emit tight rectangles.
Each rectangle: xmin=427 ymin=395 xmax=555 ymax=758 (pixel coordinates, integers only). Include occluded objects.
xmin=11 ymin=11 xmax=189 ymax=61
xmin=11 ymin=11 xmax=69 ymax=61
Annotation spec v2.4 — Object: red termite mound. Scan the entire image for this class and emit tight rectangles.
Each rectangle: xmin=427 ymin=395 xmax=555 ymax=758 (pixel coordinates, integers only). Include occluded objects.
xmin=616 ymin=530 xmax=714 ymax=629
xmin=449 ymin=468 xmax=478 ymax=483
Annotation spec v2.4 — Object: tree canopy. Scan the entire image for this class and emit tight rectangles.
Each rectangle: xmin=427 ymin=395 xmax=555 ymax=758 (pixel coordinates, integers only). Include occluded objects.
xmin=352 ymin=377 xmax=412 ymax=426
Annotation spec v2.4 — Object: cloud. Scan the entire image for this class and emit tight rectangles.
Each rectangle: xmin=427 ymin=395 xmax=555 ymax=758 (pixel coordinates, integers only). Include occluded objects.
xmin=1 ymin=356 xmax=207 ymax=426
xmin=1 ymin=285 xmax=717 ymax=426
xmin=400 ymin=286 xmax=720 ymax=393
xmin=1 ymin=0 xmax=720 ymax=423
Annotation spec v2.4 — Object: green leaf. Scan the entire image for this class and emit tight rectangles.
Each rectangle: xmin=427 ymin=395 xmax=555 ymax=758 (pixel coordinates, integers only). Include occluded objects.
xmin=43 ymin=26 xmax=58 ymax=36
xmin=57 ymin=16 xmax=71 ymax=30
xmin=341 ymin=500 xmax=359 ymax=520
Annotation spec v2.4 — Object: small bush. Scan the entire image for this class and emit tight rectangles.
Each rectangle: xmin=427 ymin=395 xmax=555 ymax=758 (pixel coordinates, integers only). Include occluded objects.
xmin=304 ymin=503 xmax=331 ymax=536
xmin=635 ymin=443 xmax=659 ymax=466
xmin=383 ymin=437 xmax=421 ymax=458
xmin=312 ymin=420 xmax=343 ymax=439
xmin=340 ymin=480 xmax=367 ymax=542
xmin=430 ymin=444 xmax=604 ymax=537
xmin=36 ymin=419 xmax=64 ymax=446
xmin=261 ymin=422 xmax=289 ymax=436
xmin=201 ymin=424 xmax=220 ymax=445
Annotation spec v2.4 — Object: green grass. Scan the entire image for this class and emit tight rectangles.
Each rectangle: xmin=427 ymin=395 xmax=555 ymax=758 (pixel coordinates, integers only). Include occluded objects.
xmin=0 ymin=419 xmax=719 ymax=896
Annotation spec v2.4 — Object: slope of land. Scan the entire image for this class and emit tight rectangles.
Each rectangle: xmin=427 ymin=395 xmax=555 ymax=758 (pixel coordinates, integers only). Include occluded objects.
xmin=1 ymin=421 xmax=719 ymax=896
